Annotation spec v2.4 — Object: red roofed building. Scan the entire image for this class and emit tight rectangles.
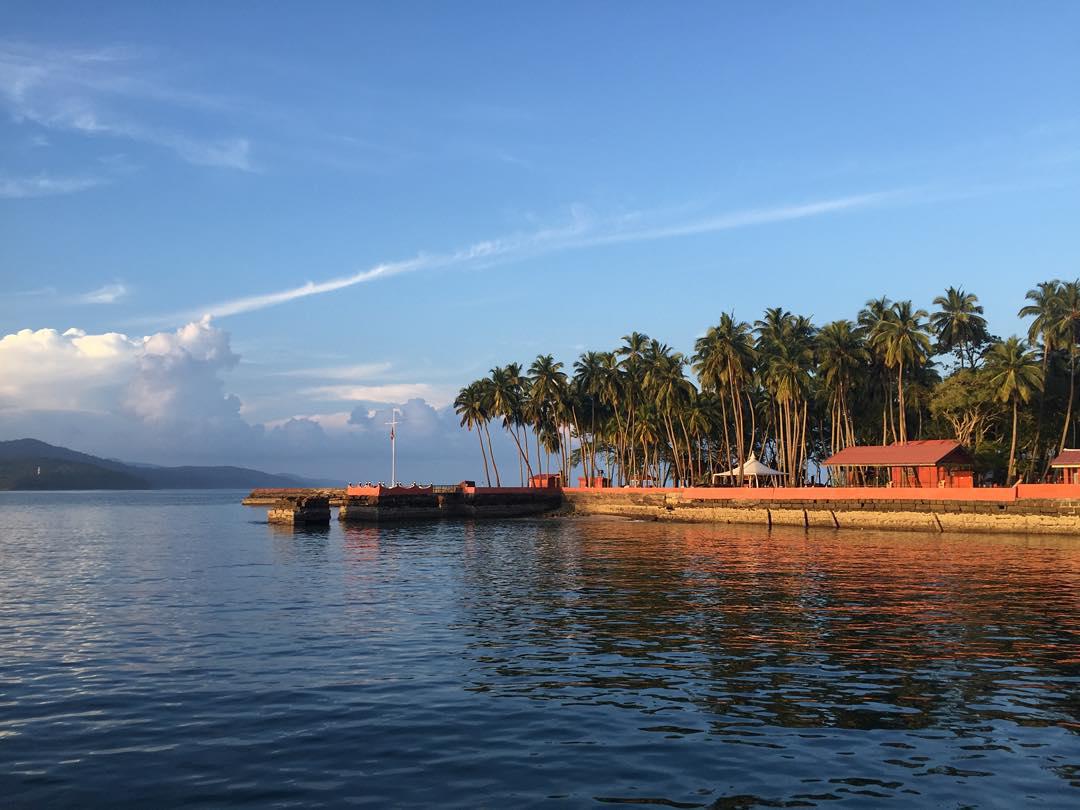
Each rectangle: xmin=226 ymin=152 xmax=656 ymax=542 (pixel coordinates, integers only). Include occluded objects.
xmin=1049 ymin=449 xmax=1080 ymax=484
xmin=823 ymin=440 xmax=976 ymax=488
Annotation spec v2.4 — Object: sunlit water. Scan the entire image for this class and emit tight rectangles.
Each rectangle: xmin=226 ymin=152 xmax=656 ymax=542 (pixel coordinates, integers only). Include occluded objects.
xmin=0 ymin=491 xmax=1077 ymax=808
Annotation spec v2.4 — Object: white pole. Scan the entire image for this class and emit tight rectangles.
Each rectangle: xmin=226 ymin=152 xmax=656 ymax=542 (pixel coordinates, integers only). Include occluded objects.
xmin=386 ymin=408 xmax=401 ymax=487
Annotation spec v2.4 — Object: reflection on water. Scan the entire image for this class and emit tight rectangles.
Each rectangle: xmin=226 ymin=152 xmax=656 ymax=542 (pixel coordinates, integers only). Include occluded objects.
xmin=0 ymin=491 xmax=1076 ymax=807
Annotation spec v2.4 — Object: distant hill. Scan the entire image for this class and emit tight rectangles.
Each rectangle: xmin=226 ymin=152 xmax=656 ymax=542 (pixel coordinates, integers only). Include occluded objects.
xmin=0 ymin=439 xmax=331 ymax=491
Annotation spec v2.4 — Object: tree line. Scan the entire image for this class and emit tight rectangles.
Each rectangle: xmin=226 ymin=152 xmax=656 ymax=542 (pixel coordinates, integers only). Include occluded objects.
xmin=454 ymin=281 xmax=1080 ymax=488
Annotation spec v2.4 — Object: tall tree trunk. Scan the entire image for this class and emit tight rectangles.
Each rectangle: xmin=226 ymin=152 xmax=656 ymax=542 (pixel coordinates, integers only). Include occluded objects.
xmin=483 ymin=422 xmax=501 ymax=486
xmin=506 ymin=423 xmax=531 ymax=484
xmin=1031 ymin=340 xmax=1051 ymax=480
xmin=1060 ymin=349 xmax=1077 ymax=453
xmin=536 ymin=427 xmax=543 ymax=476
xmin=1008 ymin=397 xmax=1019 ymax=485
xmin=719 ymin=391 xmax=732 ymax=481
xmin=729 ymin=376 xmax=744 ymax=487
xmin=897 ymin=360 xmax=907 ymax=444
xmin=477 ymin=429 xmax=491 ymax=487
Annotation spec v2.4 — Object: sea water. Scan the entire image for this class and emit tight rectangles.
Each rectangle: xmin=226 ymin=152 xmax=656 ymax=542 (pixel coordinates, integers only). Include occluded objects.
xmin=0 ymin=491 xmax=1077 ymax=807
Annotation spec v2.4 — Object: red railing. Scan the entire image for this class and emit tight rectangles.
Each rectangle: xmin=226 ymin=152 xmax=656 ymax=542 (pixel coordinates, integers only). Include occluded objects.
xmin=563 ymin=484 xmax=1080 ymax=502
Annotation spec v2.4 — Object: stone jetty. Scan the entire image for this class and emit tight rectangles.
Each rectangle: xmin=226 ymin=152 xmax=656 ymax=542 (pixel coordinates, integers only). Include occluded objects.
xmin=245 ymin=482 xmax=1080 ymax=534
xmin=266 ymin=494 xmax=332 ymax=525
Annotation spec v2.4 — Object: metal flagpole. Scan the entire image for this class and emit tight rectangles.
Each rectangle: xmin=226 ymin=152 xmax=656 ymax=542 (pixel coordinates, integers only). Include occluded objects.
xmin=386 ymin=408 xmax=401 ymax=486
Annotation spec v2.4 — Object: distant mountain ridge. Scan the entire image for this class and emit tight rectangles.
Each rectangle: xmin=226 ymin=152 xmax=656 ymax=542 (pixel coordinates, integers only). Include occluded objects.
xmin=0 ymin=439 xmax=332 ymax=490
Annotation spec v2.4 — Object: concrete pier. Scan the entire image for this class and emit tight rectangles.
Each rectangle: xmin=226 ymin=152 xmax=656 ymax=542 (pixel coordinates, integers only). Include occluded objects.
xmin=245 ymin=483 xmax=1080 ymax=534
xmin=338 ymin=484 xmax=562 ymax=522
xmin=561 ymin=485 xmax=1080 ymax=535
xmin=267 ymin=494 xmax=332 ymax=525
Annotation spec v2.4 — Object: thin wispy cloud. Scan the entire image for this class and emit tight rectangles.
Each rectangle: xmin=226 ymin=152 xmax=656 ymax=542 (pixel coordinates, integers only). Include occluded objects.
xmin=0 ymin=173 xmax=103 ymax=198
xmin=13 ymin=285 xmax=57 ymax=297
xmin=573 ymin=191 xmax=900 ymax=247
xmin=275 ymin=362 xmax=394 ymax=380
xmin=0 ymin=40 xmax=254 ymax=171
xmin=169 ymin=190 xmax=898 ymax=323
xmin=76 ymin=282 xmax=129 ymax=304
xmin=301 ymin=382 xmax=454 ymax=407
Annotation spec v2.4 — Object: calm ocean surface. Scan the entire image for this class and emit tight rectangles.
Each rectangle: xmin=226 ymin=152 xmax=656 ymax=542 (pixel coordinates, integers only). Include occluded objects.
xmin=0 ymin=491 xmax=1077 ymax=808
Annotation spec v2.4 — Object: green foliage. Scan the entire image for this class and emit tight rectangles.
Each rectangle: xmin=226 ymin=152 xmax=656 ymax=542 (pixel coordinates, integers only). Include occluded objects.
xmin=456 ymin=280 xmax=1079 ymax=486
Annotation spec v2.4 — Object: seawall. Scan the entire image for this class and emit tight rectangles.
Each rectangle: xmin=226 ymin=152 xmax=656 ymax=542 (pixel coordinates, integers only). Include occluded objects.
xmin=243 ymin=488 xmax=346 ymax=506
xmin=338 ymin=485 xmax=562 ymax=522
xmin=562 ymin=486 xmax=1080 ymax=535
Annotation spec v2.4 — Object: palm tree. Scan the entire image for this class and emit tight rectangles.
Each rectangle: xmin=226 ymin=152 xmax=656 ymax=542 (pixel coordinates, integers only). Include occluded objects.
xmin=527 ymin=354 xmax=569 ymax=478
xmin=592 ymin=352 xmax=626 ymax=483
xmin=573 ymin=351 xmax=609 ymax=481
xmin=642 ymin=343 xmax=695 ymax=485
xmin=616 ymin=332 xmax=650 ymax=480
xmin=454 ymin=381 xmax=493 ymax=486
xmin=869 ymin=301 xmax=932 ymax=444
xmin=931 ymin=286 xmax=988 ymax=368
xmin=816 ymin=320 xmax=869 ymax=458
xmin=1053 ymin=280 xmax=1080 ymax=451
xmin=986 ymin=337 xmax=1044 ymax=484
xmin=858 ymin=296 xmax=896 ymax=443
xmin=476 ymin=377 xmax=501 ymax=485
xmin=693 ymin=313 xmax=755 ymax=485
xmin=489 ymin=365 xmax=532 ymax=484
xmin=1018 ymin=280 xmax=1063 ymax=473
xmin=756 ymin=309 xmax=815 ymax=485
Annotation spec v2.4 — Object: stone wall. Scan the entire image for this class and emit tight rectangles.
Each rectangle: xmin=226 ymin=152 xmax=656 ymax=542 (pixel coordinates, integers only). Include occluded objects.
xmin=563 ymin=490 xmax=1080 ymax=535
xmin=267 ymin=495 xmax=332 ymax=525
xmin=338 ymin=489 xmax=562 ymax=522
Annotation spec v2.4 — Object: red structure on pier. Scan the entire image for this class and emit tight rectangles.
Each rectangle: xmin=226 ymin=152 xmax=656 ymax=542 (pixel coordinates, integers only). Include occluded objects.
xmin=823 ymin=439 xmax=976 ymax=488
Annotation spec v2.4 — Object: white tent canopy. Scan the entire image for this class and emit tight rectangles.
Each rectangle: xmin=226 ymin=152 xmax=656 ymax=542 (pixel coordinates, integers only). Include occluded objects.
xmin=711 ymin=453 xmax=783 ymax=484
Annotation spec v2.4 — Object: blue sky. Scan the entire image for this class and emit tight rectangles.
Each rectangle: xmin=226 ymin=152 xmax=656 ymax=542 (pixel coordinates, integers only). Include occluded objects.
xmin=2 ymin=3 xmax=1079 ymax=478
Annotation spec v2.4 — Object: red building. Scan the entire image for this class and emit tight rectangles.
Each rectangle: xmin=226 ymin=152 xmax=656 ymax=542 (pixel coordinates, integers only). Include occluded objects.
xmin=528 ymin=473 xmax=563 ymax=489
xmin=823 ymin=440 xmax=976 ymax=488
xmin=577 ymin=476 xmax=611 ymax=488
xmin=1050 ymin=449 xmax=1080 ymax=484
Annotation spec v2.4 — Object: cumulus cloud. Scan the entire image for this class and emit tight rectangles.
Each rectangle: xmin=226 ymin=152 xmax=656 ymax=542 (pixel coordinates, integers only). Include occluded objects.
xmin=0 ymin=318 xmax=509 ymax=481
xmin=0 ymin=325 xmax=140 ymax=410
xmin=0 ymin=316 xmax=248 ymax=443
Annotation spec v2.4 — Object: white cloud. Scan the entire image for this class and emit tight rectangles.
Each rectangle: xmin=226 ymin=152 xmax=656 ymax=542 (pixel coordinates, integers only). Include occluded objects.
xmin=0 ymin=326 xmax=140 ymax=410
xmin=0 ymin=174 xmax=103 ymax=198
xmin=0 ymin=319 xmax=501 ymax=481
xmin=301 ymin=382 xmax=453 ymax=407
xmin=169 ymin=190 xmax=898 ymax=322
xmin=0 ymin=40 xmax=253 ymax=171
xmin=273 ymin=362 xmax=393 ymax=380
xmin=76 ymin=282 xmax=128 ymax=304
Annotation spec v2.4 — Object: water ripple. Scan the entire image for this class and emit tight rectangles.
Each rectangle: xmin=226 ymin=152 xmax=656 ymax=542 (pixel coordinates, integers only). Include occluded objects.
xmin=0 ymin=491 xmax=1077 ymax=807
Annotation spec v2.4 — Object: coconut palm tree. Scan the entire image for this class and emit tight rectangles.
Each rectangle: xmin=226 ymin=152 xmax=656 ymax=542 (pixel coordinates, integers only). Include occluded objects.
xmin=815 ymin=320 xmax=869 ymax=457
xmin=527 ymin=354 xmax=569 ymax=478
xmin=454 ymin=381 xmax=493 ymax=486
xmin=591 ymin=352 xmax=626 ymax=482
xmin=693 ymin=313 xmax=756 ymax=484
xmin=931 ymin=286 xmax=988 ymax=369
xmin=986 ymin=337 xmax=1044 ymax=484
xmin=756 ymin=309 xmax=815 ymax=485
xmin=489 ymin=365 xmax=532 ymax=484
xmin=1019 ymin=280 xmax=1065 ymax=474
xmin=573 ymin=351 xmax=610 ymax=481
xmin=869 ymin=301 xmax=933 ymax=444
xmin=1053 ymin=280 xmax=1080 ymax=451
xmin=616 ymin=332 xmax=651 ymax=479
xmin=858 ymin=296 xmax=896 ymax=443
xmin=642 ymin=344 xmax=695 ymax=485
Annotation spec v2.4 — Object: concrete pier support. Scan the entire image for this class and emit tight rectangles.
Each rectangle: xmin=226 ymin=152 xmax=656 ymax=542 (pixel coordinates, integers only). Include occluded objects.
xmin=267 ymin=495 xmax=331 ymax=525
